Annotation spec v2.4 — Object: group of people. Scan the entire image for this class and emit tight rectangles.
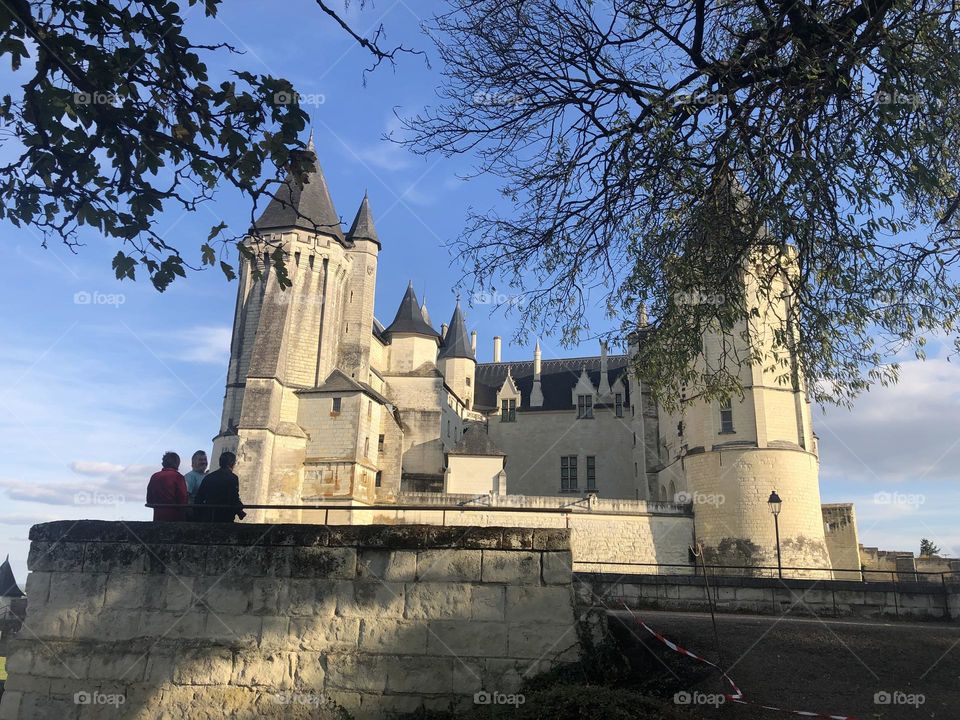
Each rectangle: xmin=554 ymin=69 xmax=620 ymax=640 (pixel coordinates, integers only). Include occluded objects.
xmin=146 ymin=450 xmax=247 ymax=523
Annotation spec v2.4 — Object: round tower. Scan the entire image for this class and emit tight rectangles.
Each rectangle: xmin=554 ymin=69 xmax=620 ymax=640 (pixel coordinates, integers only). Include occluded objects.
xmin=437 ymin=301 xmax=477 ymax=409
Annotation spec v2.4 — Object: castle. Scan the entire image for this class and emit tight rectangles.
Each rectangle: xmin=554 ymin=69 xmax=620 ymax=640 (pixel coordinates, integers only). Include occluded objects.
xmin=211 ymin=136 xmax=850 ymax=574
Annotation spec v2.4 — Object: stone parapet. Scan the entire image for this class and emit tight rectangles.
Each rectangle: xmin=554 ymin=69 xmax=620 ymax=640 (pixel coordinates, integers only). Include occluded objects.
xmin=0 ymin=522 xmax=583 ymax=720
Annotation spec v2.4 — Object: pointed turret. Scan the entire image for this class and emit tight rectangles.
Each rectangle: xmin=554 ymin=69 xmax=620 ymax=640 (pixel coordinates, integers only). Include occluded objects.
xmin=1 ymin=555 xmax=24 ymax=597
xmin=530 ymin=340 xmax=544 ymax=407
xmin=385 ymin=282 xmax=439 ymax=337
xmin=439 ymin=302 xmax=474 ymax=360
xmin=254 ymin=134 xmax=344 ymax=241
xmin=346 ymin=191 xmax=380 ymax=247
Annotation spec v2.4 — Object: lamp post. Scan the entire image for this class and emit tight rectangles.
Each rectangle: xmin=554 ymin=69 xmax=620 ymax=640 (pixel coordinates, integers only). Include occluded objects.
xmin=768 ymin=490 xmax=783 ymax=579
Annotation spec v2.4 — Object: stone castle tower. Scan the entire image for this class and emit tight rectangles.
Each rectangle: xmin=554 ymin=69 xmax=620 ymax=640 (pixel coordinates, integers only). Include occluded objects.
xmin=654 ymin=250 xmax=829 ymax=569
xmin=212 ymin=135 xmax=386 ymax=520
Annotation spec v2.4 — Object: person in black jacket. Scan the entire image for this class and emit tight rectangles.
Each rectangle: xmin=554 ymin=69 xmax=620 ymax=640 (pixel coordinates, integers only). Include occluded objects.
xmin=195 ymin=451 xmax=247 ymax=523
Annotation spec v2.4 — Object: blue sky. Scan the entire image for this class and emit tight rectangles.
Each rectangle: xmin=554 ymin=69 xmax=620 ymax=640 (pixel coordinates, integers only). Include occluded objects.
xmin=1 ymin=0 xmax=958 ymax=580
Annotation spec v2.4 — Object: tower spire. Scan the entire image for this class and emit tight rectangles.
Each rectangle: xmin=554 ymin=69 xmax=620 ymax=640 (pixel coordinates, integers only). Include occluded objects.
xmin=346 ymin=192 xmax=380 ymax=246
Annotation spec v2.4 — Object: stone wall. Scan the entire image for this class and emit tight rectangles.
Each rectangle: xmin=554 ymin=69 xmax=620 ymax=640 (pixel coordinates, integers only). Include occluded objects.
xmin=580 ymin=571 xmax=960 ymax=621
xmin=822 ymin=504 xmax=862 ymax=580
xmin=0 ymin=522 xmax=584 ymax=720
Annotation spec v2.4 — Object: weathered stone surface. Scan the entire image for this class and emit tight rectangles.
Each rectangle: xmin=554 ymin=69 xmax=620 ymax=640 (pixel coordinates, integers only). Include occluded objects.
xmin=357 ymin=549 xmax=416 ymax=582
xmin=289 ymin=617 xmax=360 ymax=650
xmin=47 ymin=572 xmax=106 ymax=611
xmin=88 ymin=651 xmax=147 ymax=682
xmin=358 ymin=618 xmax=428 ymax=654
xmin=542 ymin=551 xmax=573 ymax=584
xmin=339 ymin=581 xmax=405 ymax=618
xmin=282 ymin=579 xmax=340 ymax=617
xmin=27 ymin=541 xmax=84 ymax=573
xmin=289 ymin=547 xmax=357 ymax=579
xmin=147 ymin=543 xmax=207 ymax=576
xmin=507 ymin=622 xmax=579 ymax=660
xmin=417 ymin=549 xmax=481 ymax=582
xmin=404 ymin=582 xmax=472 ymax=620
xmin=481 ymin=550 xmax=540 ymax=584
xmin=324 ymin=654 xmax=388 ymax=693
xmin=233 ymin=651 xmax=296 ymax=688
xmin=506 ymin=586 xmax=575 ymax=623
xmin=204 ymin=613 xmax=261 ymax=645
xmin=471 ymin=585 xmax=505 ymax=621
xmin=83 ymin=542 xmax=146 ymax=574
xmin=172 ymin=648 xmax=234 ymax=685
xmin=427 ymin=620 xmax=508 ymax=656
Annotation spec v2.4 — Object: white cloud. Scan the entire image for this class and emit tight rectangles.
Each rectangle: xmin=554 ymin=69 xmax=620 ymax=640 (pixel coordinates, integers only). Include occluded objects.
xmin=70 ymin=461 xmax=125 ymax=476
xmin=163 ymin=325 xmax=232 ymax=365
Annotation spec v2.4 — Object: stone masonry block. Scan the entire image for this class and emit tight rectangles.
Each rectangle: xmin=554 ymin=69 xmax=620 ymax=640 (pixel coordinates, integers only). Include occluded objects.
xmin=427 ymin=620 xmax=508 ymax=657
xmin=338 ymin=581 xmax=405 ymax=618
xmin=417 ymin=550 xmax=481 ymax=582
xmin=104 ymin=573 xmax=148 ymax=609
xmin=147 ymin=543 xmax=207 ymax=576
xmin=203 ymin=613 xmax=261 ymax=645
xmin=24 ymin=571 xmax=51 ymax=604
xmin=481 ymin=551 xmax=540 ymax=585
xmin=259 ymin=615 xmax=291 ymax=649
xmin=357 ymin=549 xmax=417 ymax=582
xmin=172 ymin=647 xmax=234 ymax=685
xmin=27 ymin=541 xmax=84 ymax=573
xmin=200 ymin=578 xmax=250 ymax=615
xmin=404 ymin=582 xmax=472 ymax=620
xmin=542 ymin=551 xmax=573 ymax=584
xmin=289 ymin=547 xmax=357 ymax=579
xmin=232 ymin=651 xmax=296 ymax=689
xmin=324 ymin=654 xmax=388 ymax=693
xmin=83 ymin=542 xmax=146 ymax=573
xmin=27 ymin=607 xmax=79 ymax=640
xmin=290 ymin=616 xmax=360 ymax=651
xmin=507 ymin=622 xmax=579 ymax=660
xmin=505 ymin=586 xmax=575 ymax=624
xmin=471 ymin=585 xmax=505 ymax=621
xmin=358 ymin=618 xmax=428 ymax=655
xmin=48 ymin=572 xmax=106 ymax=612
xmin=87 ymin=651 xmax=147 ymax=682
xmin=282 ymin=579 xmax=340 ymax=617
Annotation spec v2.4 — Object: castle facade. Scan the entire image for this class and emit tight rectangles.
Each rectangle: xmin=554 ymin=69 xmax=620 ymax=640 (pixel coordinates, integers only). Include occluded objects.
xmin=212 ymin=139 xmax=839 ymax=572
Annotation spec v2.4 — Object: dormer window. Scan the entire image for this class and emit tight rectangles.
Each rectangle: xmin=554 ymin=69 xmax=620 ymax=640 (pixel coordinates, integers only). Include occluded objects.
xmin=577 ymin=395 xmax=593 ymax=419
xmin=501 ymin=398 xmax=517 ymax=422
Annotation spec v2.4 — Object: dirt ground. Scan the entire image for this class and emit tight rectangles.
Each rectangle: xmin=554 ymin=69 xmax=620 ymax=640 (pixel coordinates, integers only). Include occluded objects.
xmin=608 ymin=609 xmax=960 ymax=720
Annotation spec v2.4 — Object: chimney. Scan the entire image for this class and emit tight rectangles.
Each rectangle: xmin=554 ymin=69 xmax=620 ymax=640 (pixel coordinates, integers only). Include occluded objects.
xmin=598 ymin=340 xmax=612 ymax=398
xmin=471 ymin=330 xmax=478 ymax=355
xmin=493 ymin=336 xmax=502 ymax=363
xmin=441 ymin=323 xmax=448 ymax=339
xmin=530 ymin=340 xmax=544 ymax=407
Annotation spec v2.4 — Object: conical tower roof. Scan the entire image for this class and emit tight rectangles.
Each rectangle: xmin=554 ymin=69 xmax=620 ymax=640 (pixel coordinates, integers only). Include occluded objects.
xmin=253 ymin=134 xmax=344 ymax=241
xmin=0 ymin=555 xmax=24 ymax=598
xmin=439 ymin=301 xmax=475 ymax=360
xmin=346 ymin=192 xmax=380 ymax=246
xmin=385 ymin=282 xmax=439 ymax=338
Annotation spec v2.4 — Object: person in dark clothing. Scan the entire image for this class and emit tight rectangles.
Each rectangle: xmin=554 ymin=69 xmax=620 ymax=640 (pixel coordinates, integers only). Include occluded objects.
xmin=146 ymin=451 xmax=188 ymax=521
xmin=195 ymin=451 xmax=246 ymax=523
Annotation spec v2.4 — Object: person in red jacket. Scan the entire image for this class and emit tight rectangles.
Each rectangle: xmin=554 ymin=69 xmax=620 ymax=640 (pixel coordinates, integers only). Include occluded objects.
xmin=146 ymin=451 xmax=188 ymax=521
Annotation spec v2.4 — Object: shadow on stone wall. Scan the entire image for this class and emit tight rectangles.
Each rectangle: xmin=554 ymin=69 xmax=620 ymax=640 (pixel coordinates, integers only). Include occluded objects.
xmin=0 ymin=522 xmax=585 ymax=720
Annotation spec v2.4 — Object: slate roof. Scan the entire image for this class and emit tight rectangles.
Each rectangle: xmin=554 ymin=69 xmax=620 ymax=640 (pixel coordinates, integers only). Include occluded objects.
xmin=473 ymin=355 xmax=631 ymax=412
xmin=297 ymin=368 xmax=390 ymax=405
xmin=438 ymin=302 xmax=475 ymax=360
xmin=0 ymin=556 xmax=24 ymax=598
xmin=346 ymin=192 xmax=380 ymax=246
xmin=253 ymin=136 xmax=345 ymax=241
xmin=384 ymin=283 xmax=440 ymax=338
xmin=448 ymin=427 xmax=506 ymax=456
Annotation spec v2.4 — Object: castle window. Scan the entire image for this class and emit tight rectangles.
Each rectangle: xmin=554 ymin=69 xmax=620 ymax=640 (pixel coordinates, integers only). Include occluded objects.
xmin=375 ymin=471 xmax=382 ymax=488
xmin=586 ymin=456 xmax=597 ymax=491
xmin=720 ymin=399 xmax=735 ymax=433
xmin=560 ymin=456 xmax=578 ymax=491
xmin=501 ymin=398 xmax=516 ymax=422
xmin=378 ymin=434 xmax=385 ymax=453
xmin=615 ymin=393 xmax=623 ymax=417
xmin=364 ymin=437 xmax=370 ymax=457
xmin=332 ymin=397 xmax=342 ymax=415
xmin=465 ymin=377 xmax=471 ymax=387
xmin=577 ymin=395 xmax=593 ymax=419
xmin=367 ymin=400 xmax=372 ymax=419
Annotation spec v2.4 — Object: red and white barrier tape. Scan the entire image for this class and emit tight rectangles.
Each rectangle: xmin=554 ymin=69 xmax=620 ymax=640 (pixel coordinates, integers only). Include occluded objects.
xmin=614 ymin=602 xmax=860 ymax=720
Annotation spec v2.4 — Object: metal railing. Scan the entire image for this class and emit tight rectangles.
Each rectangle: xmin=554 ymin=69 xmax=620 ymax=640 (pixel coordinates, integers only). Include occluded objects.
xmin=571 ymin=559 xmax=960 ymax=587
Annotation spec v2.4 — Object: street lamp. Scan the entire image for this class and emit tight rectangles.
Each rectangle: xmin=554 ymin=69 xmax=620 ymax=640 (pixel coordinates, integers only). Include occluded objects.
xmin=768 ymin=490 xmax=783 ymax=579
